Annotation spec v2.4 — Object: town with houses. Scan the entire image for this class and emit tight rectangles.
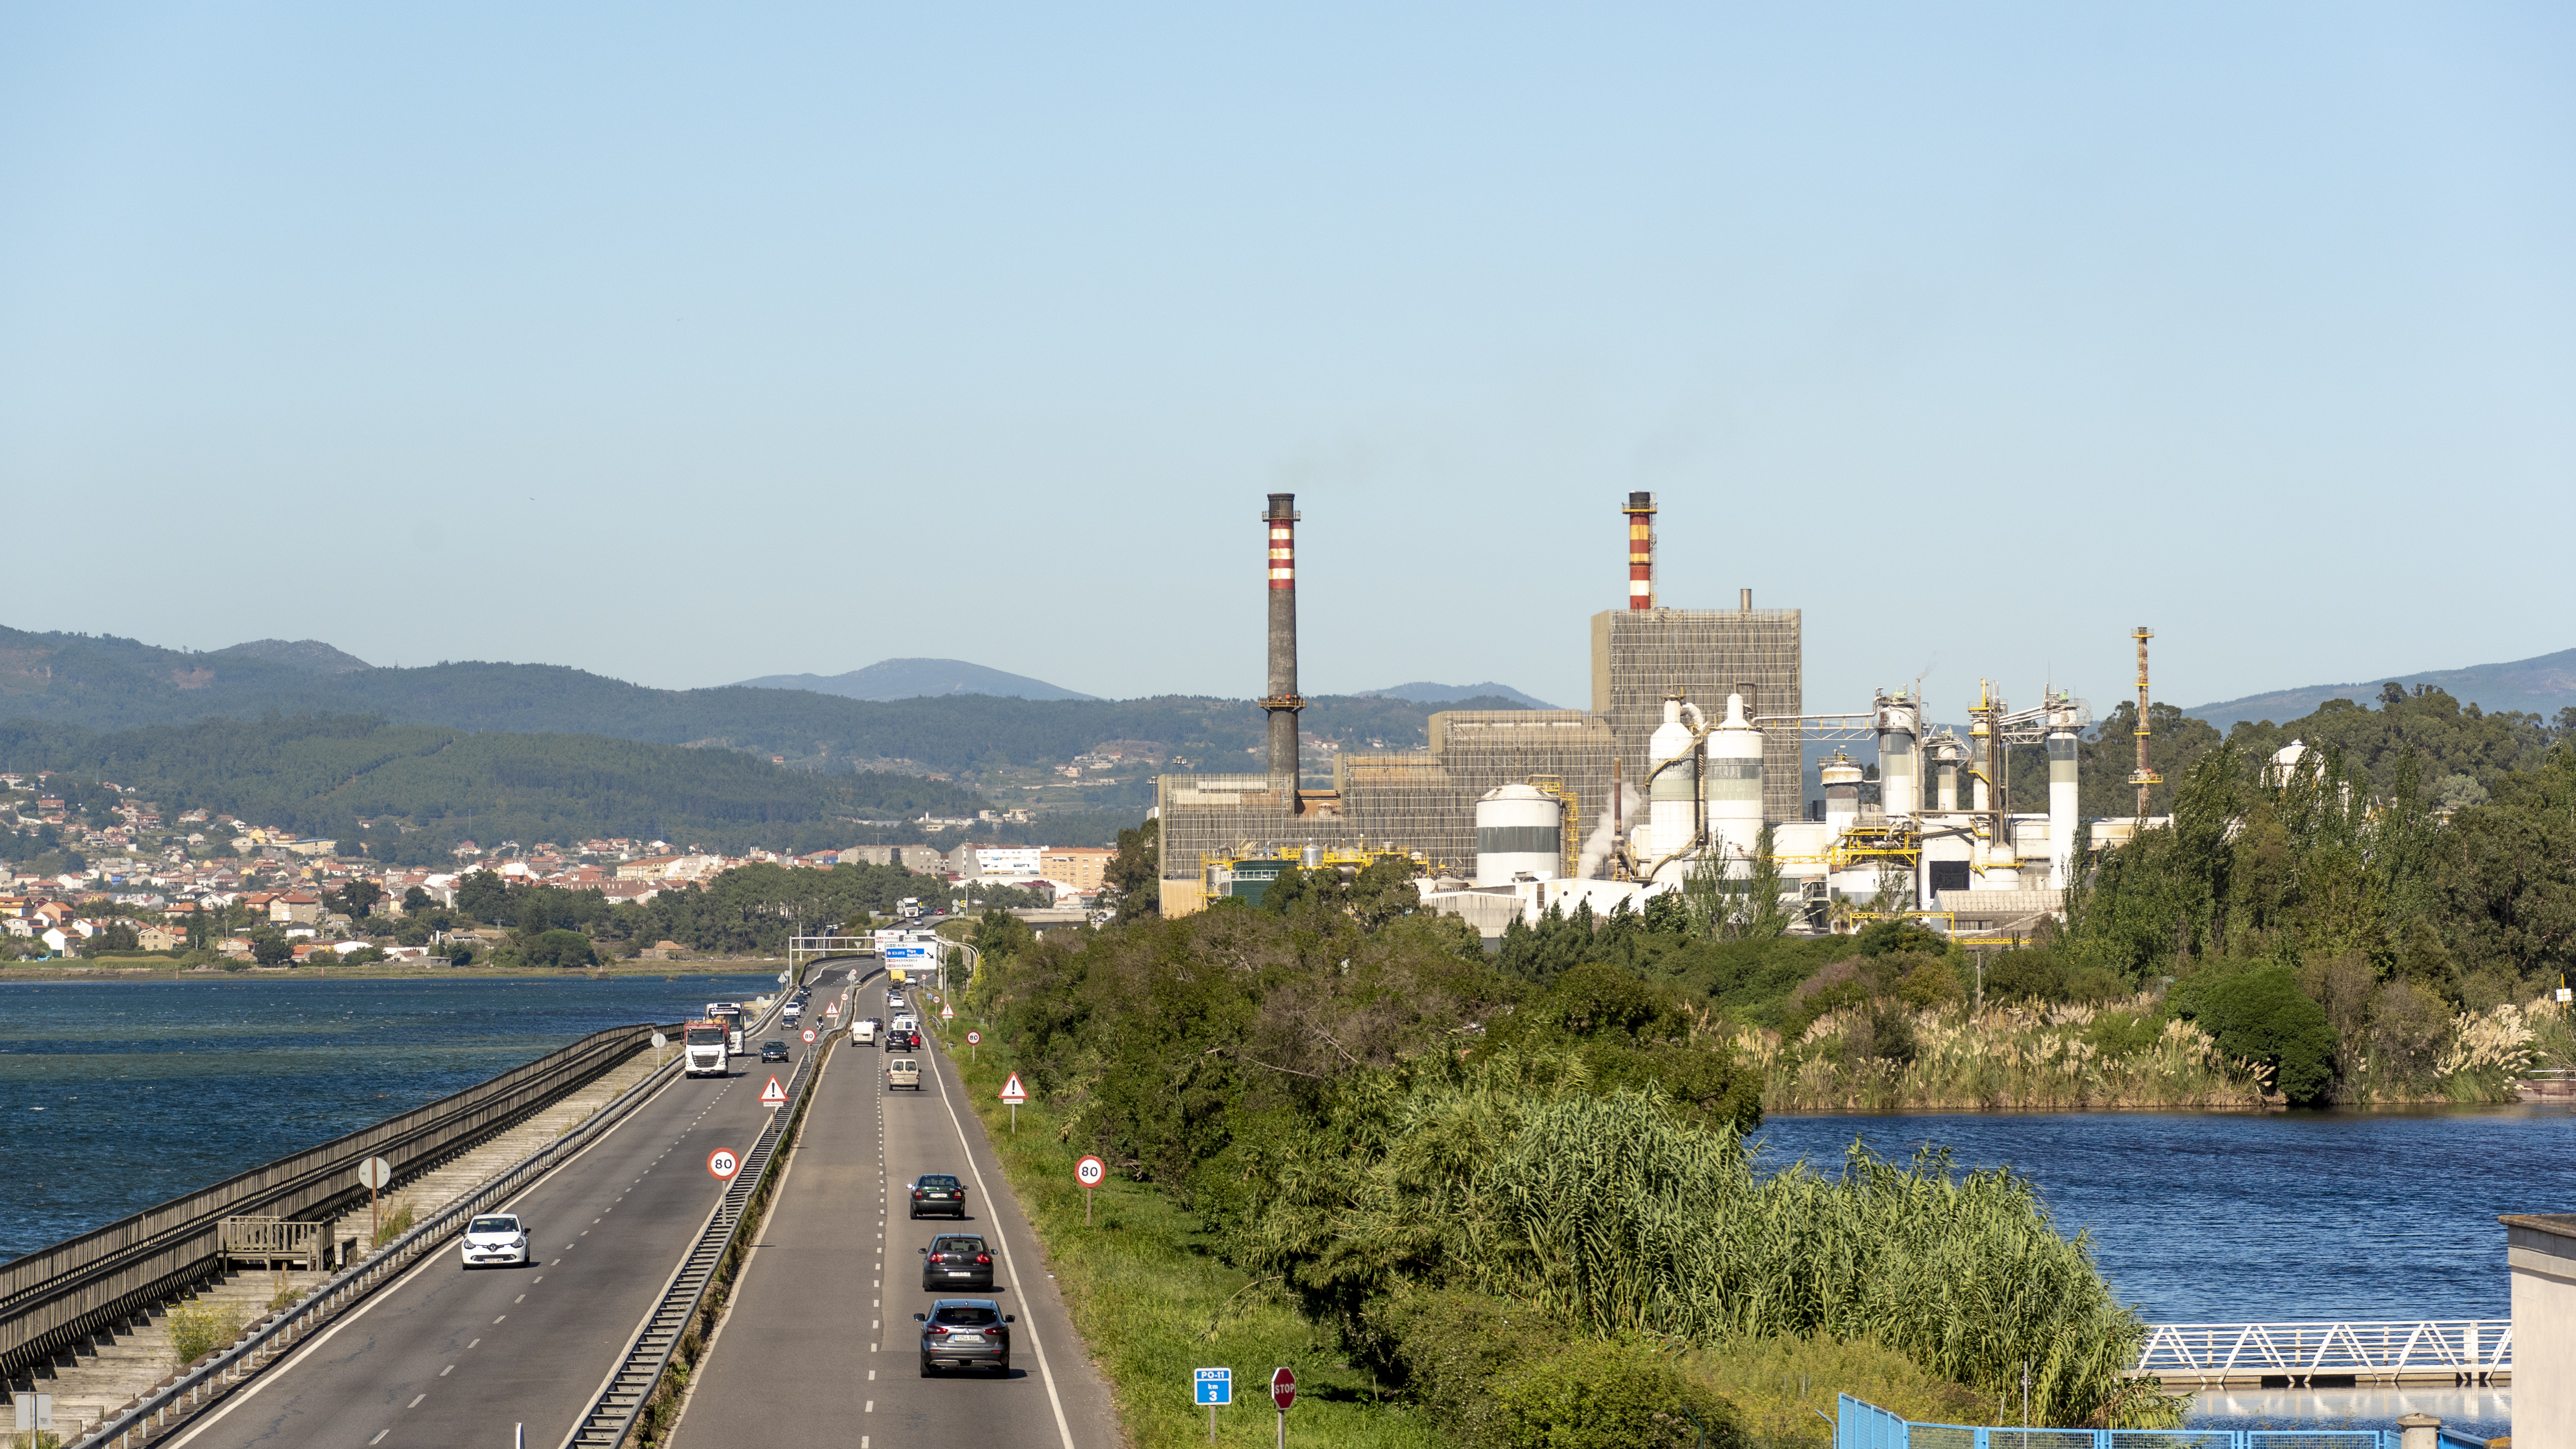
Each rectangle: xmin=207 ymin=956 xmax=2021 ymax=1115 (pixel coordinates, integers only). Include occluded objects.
xmin=0 ymin=769 xmax=1117 ymax=966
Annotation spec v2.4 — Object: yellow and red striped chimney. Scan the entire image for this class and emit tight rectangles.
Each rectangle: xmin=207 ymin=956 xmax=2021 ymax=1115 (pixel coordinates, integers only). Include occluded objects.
xmin=1623 ymin=491 xmax=1656 ymax=610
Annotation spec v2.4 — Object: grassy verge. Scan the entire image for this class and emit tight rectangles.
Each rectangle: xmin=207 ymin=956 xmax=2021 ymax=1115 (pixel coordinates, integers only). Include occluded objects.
xmin=944 ymin=1028 xmax=1439 ymax=1449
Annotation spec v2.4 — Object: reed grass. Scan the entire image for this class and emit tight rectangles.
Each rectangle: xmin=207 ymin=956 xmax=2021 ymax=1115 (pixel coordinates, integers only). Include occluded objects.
xmin=1251 ymin=1057 xmax=2181 ymax=1429
xmin=1748 ymin=994 xmax=2267 ymax=1112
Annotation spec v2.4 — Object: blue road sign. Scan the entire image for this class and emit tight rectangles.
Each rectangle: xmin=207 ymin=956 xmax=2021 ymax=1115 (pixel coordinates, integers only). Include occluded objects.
xmin=1194 ymin=1367 xmax=1233 ymax=1405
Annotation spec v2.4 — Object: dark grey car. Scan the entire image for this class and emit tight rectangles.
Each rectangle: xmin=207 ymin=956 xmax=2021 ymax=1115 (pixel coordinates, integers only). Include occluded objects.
xmin=920 ymin=1233 xmax=994 ymax=1291
xmin=916 ymin=1299 xmax=1013 ymax=1375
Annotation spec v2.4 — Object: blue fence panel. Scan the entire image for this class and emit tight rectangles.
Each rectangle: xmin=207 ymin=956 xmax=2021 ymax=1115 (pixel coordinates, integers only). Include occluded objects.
xmin=1838 ymin=1402 xmax=2418 ymax=1449
xmin=1840 ymin=1394 xmax=1913 ymax=1449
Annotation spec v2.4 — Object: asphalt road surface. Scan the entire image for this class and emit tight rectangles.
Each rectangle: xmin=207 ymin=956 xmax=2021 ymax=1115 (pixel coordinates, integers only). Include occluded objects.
xmin=669 ymin=973 xmax=1117 ymax=1449
xmin=168 ymin=969 xmax=848 ymax=1449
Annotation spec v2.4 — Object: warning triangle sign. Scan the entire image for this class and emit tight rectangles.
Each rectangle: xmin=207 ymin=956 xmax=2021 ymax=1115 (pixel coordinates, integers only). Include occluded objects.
xmin=759 ymin=1075 xmax=788 ymax=1105
xmin=998 ymin=1072 xmax=1029 ymax=1104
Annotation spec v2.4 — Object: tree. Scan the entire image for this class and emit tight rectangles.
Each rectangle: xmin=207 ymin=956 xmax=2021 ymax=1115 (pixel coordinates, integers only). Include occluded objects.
xmin=336 ymin=880 xmax=384 ymax=919
xmin=2184 ymin=964 xmax=2336 ymax=1105
xmin=1104 ymin=820 xmax=1160 ymax=924
xmin=252 ymin=935 xmax=292 ymax=966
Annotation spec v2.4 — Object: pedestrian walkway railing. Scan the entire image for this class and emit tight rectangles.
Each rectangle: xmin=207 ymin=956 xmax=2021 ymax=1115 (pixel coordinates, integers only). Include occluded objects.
xmin=4 ymin=1019 xmax=680 ymax=1388
xmin=1836 ymin=1395 xmax=2492 ymax=1449
xmin=2130 ymin=1322 xmax=2512 ymax=1385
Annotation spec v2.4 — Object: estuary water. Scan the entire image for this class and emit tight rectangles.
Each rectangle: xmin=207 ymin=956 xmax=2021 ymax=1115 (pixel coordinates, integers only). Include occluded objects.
xmin=0 ymin=973 xmax=777 ymax=1260
xmin=1757 ymin=1110 xmax=2569 ymax=1442
xmin=1756 ymin=1107 xmax=2576 ymax=1323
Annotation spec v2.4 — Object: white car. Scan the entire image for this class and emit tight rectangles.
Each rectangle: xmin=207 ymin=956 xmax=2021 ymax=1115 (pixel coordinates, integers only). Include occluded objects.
xmin=461 ymin=1213 xmax=529 ymax=1269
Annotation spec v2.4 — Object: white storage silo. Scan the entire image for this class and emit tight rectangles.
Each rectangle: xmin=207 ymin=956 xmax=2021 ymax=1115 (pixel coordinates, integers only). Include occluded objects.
xmin=1475 ymin=783 xmax=1563 ymax=886
xmin=1820 ymin=751 xmax=1864 ymax=839
xmin=1705 ymin=691 xmax=1764 ymax=873
xmin=1647 ymin=695 xmax=1701 ymax=878
xmin=1876 ymin=691 xmax=1922 ymax=818
xmin=2046 ymin=694 xmax=2081 ymax=889
xmin=1930 ymin=734 xmax=1966 ymax=813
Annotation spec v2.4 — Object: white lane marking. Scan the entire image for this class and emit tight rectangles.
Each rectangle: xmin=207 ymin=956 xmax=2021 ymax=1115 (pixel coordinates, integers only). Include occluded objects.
xmin=865 ymin=1400 xmax=874 ymax=1412
xmin=493 ymin=1315 xmax=506 ymax=1324
xmin=931 ymin=1042 xmax=1080 ymax=1449
xmin=369 ymin=1433 xmax=388 ymax=1446
xmin=168 ymin=1063 xmax=691 ymax=1447
xmin=440 ymin=1364 xmax=454 ymax=1376
xmin=532 ymin=1276 xmax=543 ymax=1283
xmin=408 ymin=1394 xmax=426 ymax=1408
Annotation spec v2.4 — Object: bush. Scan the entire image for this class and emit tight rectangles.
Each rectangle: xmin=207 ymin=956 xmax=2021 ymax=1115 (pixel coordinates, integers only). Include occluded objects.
xmin=1685 ymin=1335 xmax=1993 ymax=1449
xmin=168 ymin=1299 xmax=245 ymax=1365
xmin=2187 ymin=965 xmax=2336 ymax=1105
xmin=2370 ymin=979 xmax=2451 ymax=1080
xmin=1485 ymin=1340 xmax=1746 ymax=1449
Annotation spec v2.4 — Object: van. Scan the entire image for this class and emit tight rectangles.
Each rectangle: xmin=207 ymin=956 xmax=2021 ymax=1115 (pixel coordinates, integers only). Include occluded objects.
xmin=892 ymin=1014 xmax=919 ymax=1036
xmin=886 ymin=1057 xmax=922 ymax=1091
xmin=852 ymin=1017 xmax=879 ymax=1045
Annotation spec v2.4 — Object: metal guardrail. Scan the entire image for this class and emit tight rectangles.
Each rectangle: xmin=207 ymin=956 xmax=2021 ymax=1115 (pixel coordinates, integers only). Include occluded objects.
xmin=2130 ymin=1322 xmax=2512 ymax=1385
xmin=3 ymin=1020 xmax=679 ymax=1387
xmin=567 ymin=966 xmax=850 ymax=1448
xmin=1836 ymin=1393 xmax=2491 ymax=1449
xmin=78 ymin=1040 xmax=693 ymax=1449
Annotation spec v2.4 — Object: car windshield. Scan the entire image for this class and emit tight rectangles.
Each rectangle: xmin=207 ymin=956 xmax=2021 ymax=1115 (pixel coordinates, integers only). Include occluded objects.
xmin=765 ymin=1041 xmax=785 ymax=1050
xmin=931 ymin=1305 xmax=999 ymax=1327
xmin=890 ymin=1058 xmax=917 ymax=1069
xmin=469 ymin=1217 xmax=517 ymax=1234
xmin=919 ymin=1175 xmax=959 ymax=1189
xmin=933 ymin=1237 xmax=983 ymax=1254
xmin=685 ymin=1026 xmax=724 ymax=1045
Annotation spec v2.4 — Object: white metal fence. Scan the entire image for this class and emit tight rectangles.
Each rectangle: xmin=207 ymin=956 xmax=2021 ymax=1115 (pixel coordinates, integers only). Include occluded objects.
xmin=2131 ymin=1321 xmax=2511 ymax=1384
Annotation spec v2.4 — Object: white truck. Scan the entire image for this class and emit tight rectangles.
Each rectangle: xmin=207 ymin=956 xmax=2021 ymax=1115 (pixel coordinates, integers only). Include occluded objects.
xmin=683 ymin=1020 xmax=730 ymax=1077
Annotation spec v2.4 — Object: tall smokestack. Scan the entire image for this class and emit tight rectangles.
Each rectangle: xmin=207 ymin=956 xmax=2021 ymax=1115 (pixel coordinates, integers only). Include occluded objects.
xmin=1262 ymin=493 xmax=1304 ymax=798
xmin=2130 ymin=627 xmax=2161 ymax=817
xmin=1624 ymin=492 xmax=1656 ymax=610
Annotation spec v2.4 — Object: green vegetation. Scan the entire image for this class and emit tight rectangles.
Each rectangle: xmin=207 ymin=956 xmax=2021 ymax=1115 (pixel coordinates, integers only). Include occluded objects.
xmin=166 ymin=1298 xmax=245 ymax=1366
xmin=0 ymin=714 xmax=989 ymax=861
xmin=423 ymin=860 xmax=929 ymax=961
xmin=963 ymin=893 xmax=2170 ymax=1434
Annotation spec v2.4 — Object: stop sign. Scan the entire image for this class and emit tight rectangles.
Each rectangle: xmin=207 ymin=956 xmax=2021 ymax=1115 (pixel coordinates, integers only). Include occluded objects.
xmin=1270 ymin=1365 xmax=1295 ymax=1410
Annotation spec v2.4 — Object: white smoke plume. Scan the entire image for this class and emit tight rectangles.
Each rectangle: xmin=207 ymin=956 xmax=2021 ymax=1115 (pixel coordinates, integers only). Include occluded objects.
xmin=1575 ymin=782 xmax=1644 ymax=879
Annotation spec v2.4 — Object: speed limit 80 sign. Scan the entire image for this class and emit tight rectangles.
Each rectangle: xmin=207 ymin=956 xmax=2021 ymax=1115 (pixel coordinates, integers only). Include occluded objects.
xmin=1075 ymin=1155 xmax=1107 ymax=1189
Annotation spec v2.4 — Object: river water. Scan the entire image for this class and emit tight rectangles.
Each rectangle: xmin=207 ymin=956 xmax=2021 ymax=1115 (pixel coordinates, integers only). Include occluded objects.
xmin=0 ymin=973 xmax=776 ymax=1260
xmin=1758 ymin=1110 xmax=2570 ymax=1440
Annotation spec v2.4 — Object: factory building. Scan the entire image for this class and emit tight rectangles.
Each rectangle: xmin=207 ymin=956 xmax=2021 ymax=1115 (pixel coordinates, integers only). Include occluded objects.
xmin=1155 ymin=490 xmax=2100 ymax=939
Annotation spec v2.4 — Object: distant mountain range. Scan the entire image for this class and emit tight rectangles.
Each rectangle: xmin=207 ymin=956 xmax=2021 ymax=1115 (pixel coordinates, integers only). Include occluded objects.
xmin=0 ymin=626 xmax=1529 ymax=776
xmin=1358 ymin=681 xmax=1564 ymax=710
xmin=731 ymin=657 xmax=1097 ymax=702
xmin=2187 ymin=647 xmax=2576 ymax=731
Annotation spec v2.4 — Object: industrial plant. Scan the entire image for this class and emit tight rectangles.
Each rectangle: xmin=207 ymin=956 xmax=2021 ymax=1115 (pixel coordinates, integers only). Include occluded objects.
xmin=1156 ymin=492 xmax=2163 ymax=941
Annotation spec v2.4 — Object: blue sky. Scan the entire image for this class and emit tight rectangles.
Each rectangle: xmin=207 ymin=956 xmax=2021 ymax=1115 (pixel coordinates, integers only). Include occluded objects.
xmin=3 ymin=3 xmax=2568 ymax=718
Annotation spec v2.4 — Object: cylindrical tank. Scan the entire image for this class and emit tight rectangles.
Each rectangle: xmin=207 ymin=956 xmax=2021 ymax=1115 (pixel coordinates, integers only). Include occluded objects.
xmin=1820 ymin=751 xmax=1864 ymax=839
xmin=1705 ymin=691 xmax=1764 ymax=874
xmin=1968 ymin=714 xmax=1992 ymax=814
xmin=1876 ymin=691 xmax=1921 ymax=818
xmin=1647 ymin=695 xmax=1697 ymax=876
xmin=1301 ymin=842 xmax=1323 ymax=870
xmin=1475 ymin=784 xmax=1563 ymax=886
xmin=2046 ymin=695 xmax=2080 ymax=889
xmin=1930 ymin=734 xmax=1965 ymax=813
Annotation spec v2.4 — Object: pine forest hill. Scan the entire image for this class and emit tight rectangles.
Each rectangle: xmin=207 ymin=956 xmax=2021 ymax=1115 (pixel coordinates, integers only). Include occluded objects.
xmin=0 ymin=624 xmax=1527 ymax=774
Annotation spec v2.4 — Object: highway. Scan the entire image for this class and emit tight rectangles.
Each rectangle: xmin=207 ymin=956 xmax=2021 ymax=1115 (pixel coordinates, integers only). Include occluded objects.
xmin=167 ymin=970 xmax=844 ymax=1449
xmin=668 ymin=972 xmax=1117 ymax=1449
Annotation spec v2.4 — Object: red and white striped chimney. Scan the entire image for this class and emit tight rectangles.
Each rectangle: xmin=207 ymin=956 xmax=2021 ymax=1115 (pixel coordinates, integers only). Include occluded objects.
xmin=1262 ymin=494 xmax=1303 ymax=794
xmin=1623 ymin=491 xmax=1656 ymax=610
